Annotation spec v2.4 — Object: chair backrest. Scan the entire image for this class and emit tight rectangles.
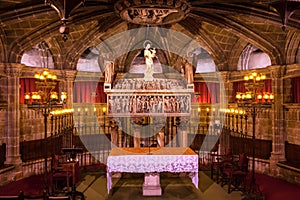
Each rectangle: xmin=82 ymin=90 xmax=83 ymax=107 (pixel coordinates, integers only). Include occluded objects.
xmin=237 ymin=153 xmax=248 ymax=171
xmin=223 ymin=148 xmax=233 ymax=161
xmin=225 ymin=148 xmax=232 ymax=156
xmin=52 ymin=154 xmax=59 ymax=166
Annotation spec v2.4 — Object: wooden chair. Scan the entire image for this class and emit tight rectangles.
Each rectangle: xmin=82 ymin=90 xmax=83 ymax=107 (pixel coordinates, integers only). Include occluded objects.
xmin=50 ymin=155 xmax=72 ymax=194
xmin=229 ymin=153 xmax=248 ymax=193
xmin=210 ymin=148 xmax=233 ymax=182
xmin=219 ymin=153 xmax=248 ymax=193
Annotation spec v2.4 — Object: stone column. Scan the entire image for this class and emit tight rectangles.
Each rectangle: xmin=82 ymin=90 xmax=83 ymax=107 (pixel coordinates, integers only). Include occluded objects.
xmin=4 ymin=63 xmax=23 ymax=169
xmin=61 ymin=70 xmax=77 ymax=108
xmin=218 ymin=72 xmax=230 ymax=153
xmin=270 ymin=65 xmax=286 ymax=176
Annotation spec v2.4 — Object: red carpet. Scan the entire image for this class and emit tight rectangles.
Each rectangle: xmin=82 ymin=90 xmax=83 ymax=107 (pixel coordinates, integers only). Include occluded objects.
xmin=0 ymin=164 xmax=106 ymax=196
xmin=0 ymin=174 xmax=45 ymax=195
xmin=255 ymin=173 xmax=300 ymax=200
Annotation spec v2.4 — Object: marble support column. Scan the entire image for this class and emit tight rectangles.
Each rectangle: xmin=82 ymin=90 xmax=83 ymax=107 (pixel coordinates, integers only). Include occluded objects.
xmin=178 ymin=118 xmax=189 ymax=147
xmin=4 ymin=63 xmax=23 ymax=169
xmin=171 ymin=117 xmax=177 ymax=147
xmin=168 ymin=117 xmax=172 ymax=147
xmin=118 ymin=124 xmax=123 ymax=147
xmin=218 ymin=72 xmax=230 ymax=153
xmin=270 ymin=66 xmax=286 ymax=176
xmin=133 ymin=124 xmax=141 ymax=148
xmin=110 ymin=119 xmax=118 ymax=148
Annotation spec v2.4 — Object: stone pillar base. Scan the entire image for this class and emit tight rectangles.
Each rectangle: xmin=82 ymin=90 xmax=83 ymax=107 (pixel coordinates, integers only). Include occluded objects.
xmin=142 ymin=172 xmax=162 ymax=196
xmin=270 ymin=152 xmax=285 ymax=176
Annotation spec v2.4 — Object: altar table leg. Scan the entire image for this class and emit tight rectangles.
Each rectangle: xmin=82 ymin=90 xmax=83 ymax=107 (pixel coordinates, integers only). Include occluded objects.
xmin=190 ymin=172 xmax=199 ymax=189
xmin=107 ymin=172 xmax=112 ymax=194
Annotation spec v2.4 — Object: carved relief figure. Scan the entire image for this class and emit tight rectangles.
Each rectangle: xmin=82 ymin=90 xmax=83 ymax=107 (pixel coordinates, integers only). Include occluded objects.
xmin=107 ymin=94 xmax=190 ymax=115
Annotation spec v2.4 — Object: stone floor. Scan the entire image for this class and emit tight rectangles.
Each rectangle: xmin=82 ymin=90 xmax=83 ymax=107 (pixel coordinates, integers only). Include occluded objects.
xmin=76 ymin=171 xmax=243 ymax=200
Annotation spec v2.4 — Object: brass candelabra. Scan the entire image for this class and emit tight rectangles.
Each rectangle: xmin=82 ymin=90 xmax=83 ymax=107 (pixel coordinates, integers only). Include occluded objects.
xmin=235 ymin=71 xmax=273 ymax=197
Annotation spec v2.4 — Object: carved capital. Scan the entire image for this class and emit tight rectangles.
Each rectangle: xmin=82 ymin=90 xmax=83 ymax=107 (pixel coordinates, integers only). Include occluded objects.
xmin=63 ymin=70 xmax=77 ymax=81
xmin=5 ymin=63 xmax=23 ymax=77
xmin=218 ymin=71 xmax=230 ymax=83
xmin=270 ymin=65 xmax=285 ymax=79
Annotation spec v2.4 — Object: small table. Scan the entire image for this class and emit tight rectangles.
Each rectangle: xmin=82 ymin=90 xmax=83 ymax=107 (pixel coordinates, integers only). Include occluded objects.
xmin=106 ymin=147 xmax=199 ymax=195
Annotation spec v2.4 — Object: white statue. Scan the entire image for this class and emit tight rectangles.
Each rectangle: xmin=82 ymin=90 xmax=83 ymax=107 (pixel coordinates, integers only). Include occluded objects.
xmin=144 ymin=43 xmax=156 ymax=74
xmin=181 ymin=58 xmax=194 ymax=84
xmin=104 ymin=60 xmax=114 ymax=84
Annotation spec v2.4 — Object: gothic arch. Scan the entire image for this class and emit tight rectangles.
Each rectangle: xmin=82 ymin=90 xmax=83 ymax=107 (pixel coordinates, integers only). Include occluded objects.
xmin=0 ymin=28 xmax=6 ymax=63
xmin=285 ymin=31 xmax=300 ymax=64
xmin=190 ymin=12 xmax=284 ymax=65
xmin=8 ymin=19 xmax=60 ymax=63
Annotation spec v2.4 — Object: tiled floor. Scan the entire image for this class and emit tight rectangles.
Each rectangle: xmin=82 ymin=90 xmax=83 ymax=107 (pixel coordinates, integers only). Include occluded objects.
xmin=76 ymin=171 xmax=243 ymax=200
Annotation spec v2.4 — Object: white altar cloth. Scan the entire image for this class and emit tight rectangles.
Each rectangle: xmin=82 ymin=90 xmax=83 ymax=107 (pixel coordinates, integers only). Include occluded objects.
xmin=106 ymin=147 xmax=198 ymax=193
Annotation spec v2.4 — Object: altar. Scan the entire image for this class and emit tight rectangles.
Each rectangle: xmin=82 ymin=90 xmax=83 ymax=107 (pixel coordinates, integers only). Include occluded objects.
xmin=106 ymin=147 xmax=198 ymax=195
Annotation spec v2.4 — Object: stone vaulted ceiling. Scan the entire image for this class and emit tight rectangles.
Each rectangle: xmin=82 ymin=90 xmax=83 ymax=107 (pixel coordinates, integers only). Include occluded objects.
xmin=0 ymin=0 xmax=299 ymax=72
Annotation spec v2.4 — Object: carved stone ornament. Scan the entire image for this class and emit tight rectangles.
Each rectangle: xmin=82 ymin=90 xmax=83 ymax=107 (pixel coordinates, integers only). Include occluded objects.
xmin=114 ymin=0 xmax=191 ymax=25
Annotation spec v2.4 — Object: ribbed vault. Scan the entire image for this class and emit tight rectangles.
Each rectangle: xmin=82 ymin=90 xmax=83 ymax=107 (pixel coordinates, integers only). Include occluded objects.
xmin=0 ymin=0 xmax=299 ymax=72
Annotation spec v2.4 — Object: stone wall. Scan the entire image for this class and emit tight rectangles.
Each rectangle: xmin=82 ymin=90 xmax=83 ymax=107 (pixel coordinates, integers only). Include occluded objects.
xmin=285 ymin=105 xmax=300 ymax=144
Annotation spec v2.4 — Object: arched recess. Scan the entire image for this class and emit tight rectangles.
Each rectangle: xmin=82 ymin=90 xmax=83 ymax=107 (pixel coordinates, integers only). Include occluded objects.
xmin=194 ymin=48 xmax=217 ymax=73
xmin=20 ymin=42 xmax=55 ymax=69
xmin=285 ymin=31 xmax=300 ymax=64
xmin=77 ymin=46 xmax=101 ymax=72
xmin=237 ymin=44 xmax=271 ymax=70
xmin=114 ymin=28 xmax=171 ymax=72
xmin=124 ymin=48 xmax=168 ymax=74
